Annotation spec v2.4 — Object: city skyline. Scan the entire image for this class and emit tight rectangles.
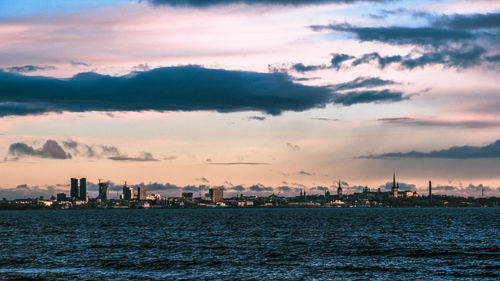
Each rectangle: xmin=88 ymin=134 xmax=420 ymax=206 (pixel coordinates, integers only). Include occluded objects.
xmin=0 ymin=172 xmax=492 ymax=200
xmin=1 ymin=0 xmax=500 ymax=198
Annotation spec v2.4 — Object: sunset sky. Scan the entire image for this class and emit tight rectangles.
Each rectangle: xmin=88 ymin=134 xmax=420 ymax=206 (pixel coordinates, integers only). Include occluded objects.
xmin=0 ymin=0 xmax=499 ymax=199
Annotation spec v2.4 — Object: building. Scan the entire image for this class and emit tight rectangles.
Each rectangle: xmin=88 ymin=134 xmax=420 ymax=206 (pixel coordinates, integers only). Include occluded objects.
xmin=70 ymin=178 xmax=79 ymax=199
xmin=122 ymin=182 xmax=134 ymax=200
xmin=79 ymin=178 xmax=87 ymax=201
xmin=209 ymin=188 xmax=223 ymax=202
xmin=138 ymin=186 xmax=147 ymax=201
xmin=182 ymin=192 xmax=193 ymax=201
xmin=99 ymin=182 xmax=109 ymax=201
xmin=56 ymin=193 xmax=68 ymax=202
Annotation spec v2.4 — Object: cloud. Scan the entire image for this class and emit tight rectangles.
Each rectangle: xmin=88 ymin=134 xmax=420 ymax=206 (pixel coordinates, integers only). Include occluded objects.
xmin=332 ymin=89 xmax=408 ymax=106
xmin=286 ymin=142 xmax=300 ymax=150
xmin=431 ymin=12 xmax=500 ymax=30
xmin=361 ymin=139 xmax=500 ymax=159
xmin=333 ymin=77 xmax=397 ymax=91
xmin=8 ymin=139 xmax=159 ymax=162
xmin=432 ymin=183 xmax=496 ymax=193
xmin=331 ymin=53 xmax=354 ymax=70
xmin=16 ymin=184 xmax=29 ymax=189
xmin=195 ymin=177 xmax=210 ymax=183
xmin=207 ymin=161 xmax=269 ymax=165
xmin=349 ymin=46 xmax=486 ymax=69
xmin=299 ymin=170 xmax=313 ymax=176
xmin=379 ymin=181 xmax=416 ymax=191
xmin=277 ymin=186 xmax=292 ymax=192
xmin=0 ymin=66 xmax=334 ymax=116
xmin=310 ymin=24 xmax=475 ymax=47
xmin=108 ymin=152 xmax=159 ymax=162
xmin=351 ymin=52 xmax=403 ymax=68
xmin=290 ymin=63 xmax=327 ymax=73
xmin=485 ymin=54 xmax=500 ymax=62
xmin=9 ymin=140 xmax=72 ymax=159
xmin=248 ymin=184 xmax=273 ymax=192
xmin=248 ymin=115 xmax=266 ymax=121
xmin=289 ymin=53 xmax=355 ymax=73
xmin=311 ymin=186 xmax=328 ymax=191
xmin=2 ymin=65 xmax=56 ymax=73
xmin=310 ymin=11 xmax=499 ymax=70
xmin=0 ymin=66 xmax=413 ymax=117
xmin=400 ymin=46 xmax=486 ymax=69
xmin=61 ymin=140 xmax=121 ymax=158
xmin=146 ymin=0 xmax=388 ymax=8
xmin=378 ymin=117 xmax=500 ymax=128
xmin=311 ymin=117 xmax=341 ymax=121
xmin=70 ymin=61 xmax=90 ymax=67
xmin=228 ymin=185 xmax=245 ymax=192
xmin=131 ymin=182 xmax=182 ymax=191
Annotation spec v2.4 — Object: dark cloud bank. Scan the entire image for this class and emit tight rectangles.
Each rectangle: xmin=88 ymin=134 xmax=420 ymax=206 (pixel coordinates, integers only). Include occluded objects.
xmin=0 ymin=66 xmax=410 ymax=117
xmin=361 ymin=139 xmax=500 ymax=159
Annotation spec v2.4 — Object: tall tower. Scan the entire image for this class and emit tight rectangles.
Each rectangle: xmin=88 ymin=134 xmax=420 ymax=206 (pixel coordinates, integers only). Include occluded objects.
xmin=79 ymin=178 xmax=87 ymax=201
xmin=428 ymin=180 xmax=432 ymax=204
xmin=337 ymin=179 xmax=342 ymax=198
xmin=98 ymin=181 xmax=109 ymax=201
xmin=391 ymin=173 xmax=399 ymax=198
xmin=70 ymin=178 xmax=79 ymax=199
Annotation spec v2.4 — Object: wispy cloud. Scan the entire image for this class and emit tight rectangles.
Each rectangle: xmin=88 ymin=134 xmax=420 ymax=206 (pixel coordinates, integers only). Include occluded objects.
xmin=2 ymin=65 xmax=56 ymax=73
xmin=207 ymin=162 xmax=270 ymax=165
xmin=379 ymin=117 xmax=500 ymax=128
xmin=108 ymin=152 xmax=159 ymax=162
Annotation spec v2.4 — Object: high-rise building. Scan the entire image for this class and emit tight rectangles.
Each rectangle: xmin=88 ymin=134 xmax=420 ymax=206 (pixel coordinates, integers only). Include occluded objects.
xmin=123 ymin=182 xmax=134 ymax=200
xmin=99 ymin=182 xmax=109 ymax=201
xmin=209 ymin=188 xmax=223 ymax=202
xmin=70 ymin=178 xmax=79 ymax=199
xmin=138 ymin=186 xmax=147 ymax=201
xmin=79 ymin=178 xmax=87 ymax=201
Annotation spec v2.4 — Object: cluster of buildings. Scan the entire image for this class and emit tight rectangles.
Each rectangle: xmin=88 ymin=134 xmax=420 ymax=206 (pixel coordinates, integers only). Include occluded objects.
xmin=0 ymin=174 xmax=497 ymax=209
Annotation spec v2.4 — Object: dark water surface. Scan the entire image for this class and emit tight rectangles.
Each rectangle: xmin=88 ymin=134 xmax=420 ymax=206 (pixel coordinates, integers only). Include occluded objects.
xmin=0 ymin=208 xmax=498 ymax=280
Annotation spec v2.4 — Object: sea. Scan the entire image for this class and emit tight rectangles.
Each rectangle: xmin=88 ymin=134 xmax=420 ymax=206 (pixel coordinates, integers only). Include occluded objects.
xmin=0 ymin=208 xmax=498 ymax=280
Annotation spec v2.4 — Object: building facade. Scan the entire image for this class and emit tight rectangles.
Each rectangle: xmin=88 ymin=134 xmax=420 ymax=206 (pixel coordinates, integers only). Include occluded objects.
xmin=79 ymin=178 xmax=87 ymax=201
xmin=123 ymin=182 xmax=135 ymax=200
xmin=138 ymin=186 xmax=147 ymax=201
xmin=70 ymin=178 xmax=79 ymax=199
xmin=209 ymin=188 xmax=223 ymax=202
xmin=99 ymin=182 xmax=109 ymax=201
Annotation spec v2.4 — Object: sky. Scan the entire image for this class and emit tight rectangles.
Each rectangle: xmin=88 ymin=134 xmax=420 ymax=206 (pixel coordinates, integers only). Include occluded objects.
xmin=0 ymin=0 xmax=499 ymax=199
